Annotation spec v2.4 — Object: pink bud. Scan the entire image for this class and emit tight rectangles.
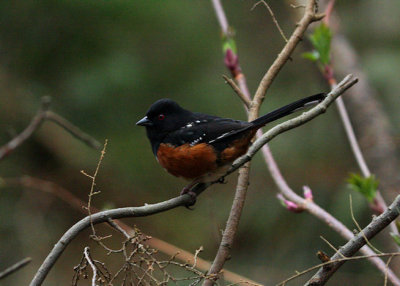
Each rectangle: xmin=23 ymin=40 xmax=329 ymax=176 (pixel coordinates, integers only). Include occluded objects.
xmin=303 ymin=186 xmax=313 ymax=201
xmin=277 ymin=194 xmax=302 ymax=213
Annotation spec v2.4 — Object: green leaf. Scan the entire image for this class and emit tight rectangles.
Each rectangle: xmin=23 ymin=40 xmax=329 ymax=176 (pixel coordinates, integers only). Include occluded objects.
xmin=390 ymin=233 xmax=400 ymax=247
xmin=302 ymin=51 xmax=320 ymax=62
xmin=347 ymin=173 xmax=379 ymax=202
xmin=308 ymin=23 xmax=332 ymax=65
xmin=222 ymin=36 xmax=237 ymax=54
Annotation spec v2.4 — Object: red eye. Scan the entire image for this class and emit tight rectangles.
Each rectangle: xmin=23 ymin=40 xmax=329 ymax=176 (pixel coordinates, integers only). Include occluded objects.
xmin=158 ymin=114 xmax=165 ymax=120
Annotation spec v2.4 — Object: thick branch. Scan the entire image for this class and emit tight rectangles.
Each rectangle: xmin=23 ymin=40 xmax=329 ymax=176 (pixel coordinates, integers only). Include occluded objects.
xmin=203 ymin=163 xmax=251 ymax=285
xmin=304 ymin=195 xmax=400 ymax=286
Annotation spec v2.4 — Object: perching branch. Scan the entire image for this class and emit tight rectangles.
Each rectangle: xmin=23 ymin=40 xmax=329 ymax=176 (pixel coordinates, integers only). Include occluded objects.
xmin=0 ymin=97 xmax=100 ymax=160
xmin=29 ymin=194 xmax=196 ymax=286
xmin=29 ymin=74 xmax=355 ymax=286
xmin=304 ymin=195 xmax=400 ymax=286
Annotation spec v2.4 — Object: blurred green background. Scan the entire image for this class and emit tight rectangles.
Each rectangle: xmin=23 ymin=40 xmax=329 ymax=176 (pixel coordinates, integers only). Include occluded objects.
xmin=1 ymin=0 xmax=399 ymax=285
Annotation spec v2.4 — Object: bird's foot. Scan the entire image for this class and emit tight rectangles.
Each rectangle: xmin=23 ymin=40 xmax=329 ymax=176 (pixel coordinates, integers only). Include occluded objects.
xmin=180 ymin=185 xmax=197 ymax=209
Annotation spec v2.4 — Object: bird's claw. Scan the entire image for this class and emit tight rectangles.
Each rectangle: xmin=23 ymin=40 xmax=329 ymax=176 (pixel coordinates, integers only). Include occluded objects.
xmin=180 ymin=186 xmax=197 ymax=209
xmin=216 ymin=176 xmax=226 ymax=184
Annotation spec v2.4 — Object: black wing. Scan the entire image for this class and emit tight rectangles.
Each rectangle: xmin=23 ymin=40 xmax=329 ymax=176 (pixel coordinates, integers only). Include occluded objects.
xmin=162 ymin=113 xmax=252 ymax=151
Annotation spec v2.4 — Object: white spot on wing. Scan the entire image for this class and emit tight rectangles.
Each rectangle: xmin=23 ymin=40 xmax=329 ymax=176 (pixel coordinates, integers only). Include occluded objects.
xmin=208 ymin=131 xmax=233 ymax=143
xmin=190 ymin=136 xmax=203 ymax=146
xmin=181 ymin=122 xmax=194 ymax=129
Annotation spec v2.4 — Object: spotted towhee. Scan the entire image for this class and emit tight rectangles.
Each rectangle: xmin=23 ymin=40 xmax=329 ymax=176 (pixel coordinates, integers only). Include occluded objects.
xmin=137 ymin=93 xmax=325 ymax=196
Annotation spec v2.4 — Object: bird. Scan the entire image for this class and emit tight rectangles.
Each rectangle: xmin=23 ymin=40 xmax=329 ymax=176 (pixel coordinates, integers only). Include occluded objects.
xmin=136 ymin=93 xmax=325 ymax=198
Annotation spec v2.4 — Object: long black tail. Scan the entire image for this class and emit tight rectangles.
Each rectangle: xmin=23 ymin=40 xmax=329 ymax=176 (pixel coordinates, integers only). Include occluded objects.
xmin=251 ymin=93 xmax=326 ymax=127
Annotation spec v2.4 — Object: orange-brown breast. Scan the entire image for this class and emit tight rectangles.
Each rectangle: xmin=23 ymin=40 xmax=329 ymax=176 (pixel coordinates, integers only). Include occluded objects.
xmin=156 ymin=143 xmax=218 ymax=179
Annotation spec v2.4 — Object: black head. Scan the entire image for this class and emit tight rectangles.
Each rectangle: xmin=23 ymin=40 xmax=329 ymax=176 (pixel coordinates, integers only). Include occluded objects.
xmin=136 ymin=99 xmax=193 ymax=153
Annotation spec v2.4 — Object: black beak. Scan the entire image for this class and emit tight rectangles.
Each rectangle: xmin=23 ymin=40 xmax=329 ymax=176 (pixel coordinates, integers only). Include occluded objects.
xmin=136 ymin=116 xmax=153 ymax=127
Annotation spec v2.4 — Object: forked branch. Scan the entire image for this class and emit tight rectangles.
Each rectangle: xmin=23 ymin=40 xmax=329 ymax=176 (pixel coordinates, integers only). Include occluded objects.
xmin=0 ymin=97 xmax=100 ymax=161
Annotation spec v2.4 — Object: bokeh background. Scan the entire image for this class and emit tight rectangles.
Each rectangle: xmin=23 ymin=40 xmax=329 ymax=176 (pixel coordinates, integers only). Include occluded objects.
xmin=1 ymin=0 xmax=400 ymax=285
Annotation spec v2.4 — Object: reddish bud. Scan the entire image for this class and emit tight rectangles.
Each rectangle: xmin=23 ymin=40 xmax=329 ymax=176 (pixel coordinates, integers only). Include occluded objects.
xmin=224 ymin=49 xmax=241 ymax=77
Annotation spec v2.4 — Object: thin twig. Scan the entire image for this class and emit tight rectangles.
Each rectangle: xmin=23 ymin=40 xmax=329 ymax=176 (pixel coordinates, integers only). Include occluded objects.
xmin=252 ymin=0 xmax=288 ymax=42
xmin=81 ymin=139 xmax=108 ymax=235
xmin=83 ymin=247 xmax=97 ymax=286
xmin=385 ymin=255 xmax=394 ymax=286
xmin=0 ymin=257 xmax=32 ymax=279
xmin=335 ymin=97 xmax=370 ymax=177
xmin=222 ymin=75 xmax=251 ymax=108
xmin=349 ymin=195 xmax=382 ymax=254
xmin=45 ymin=111 xmax=101 ymax=150
xmin=319 ymin=236 xmax=345 ymax=259
xmin=106 ymin=218 xmax=130 ymax=239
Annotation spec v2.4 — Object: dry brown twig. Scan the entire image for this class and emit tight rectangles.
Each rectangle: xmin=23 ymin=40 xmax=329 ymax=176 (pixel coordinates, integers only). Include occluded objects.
xmin=73 ymin=229 xmax=210 ymax=285
xmin=81 ymin=139 xmax=114 ymax=253
xmin=252 ymin=0 xmax=288 ymax=42
xmin=222 ymin=75 xmax=251 ymax=108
